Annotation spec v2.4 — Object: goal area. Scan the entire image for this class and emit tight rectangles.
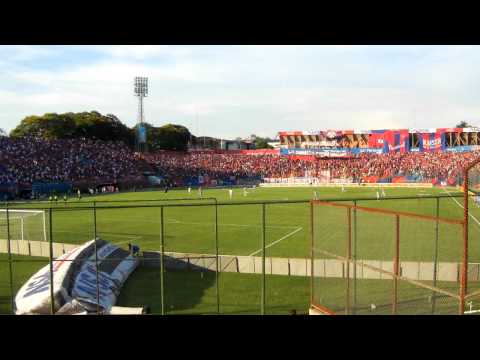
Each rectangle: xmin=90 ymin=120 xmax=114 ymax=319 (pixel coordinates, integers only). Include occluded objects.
xmin=0 ymin=209 xmax=47 ymax=243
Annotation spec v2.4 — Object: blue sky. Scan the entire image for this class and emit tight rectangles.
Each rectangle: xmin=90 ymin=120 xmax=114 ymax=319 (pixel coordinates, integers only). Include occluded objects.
xmin=1 ymin=45 xmax=480 ymax=139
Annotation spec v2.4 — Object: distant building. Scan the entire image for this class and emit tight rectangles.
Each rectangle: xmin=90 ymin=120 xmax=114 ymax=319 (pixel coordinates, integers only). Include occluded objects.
xmin=189 ymin=136 xmax=255 ymax=151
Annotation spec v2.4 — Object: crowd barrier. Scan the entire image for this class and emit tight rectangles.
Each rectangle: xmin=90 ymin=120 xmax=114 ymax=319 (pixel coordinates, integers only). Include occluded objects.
xmin=260 ymin=182 xmax=433 ymax=188
xmin=1 ymin=241 xmax=470 ymax=282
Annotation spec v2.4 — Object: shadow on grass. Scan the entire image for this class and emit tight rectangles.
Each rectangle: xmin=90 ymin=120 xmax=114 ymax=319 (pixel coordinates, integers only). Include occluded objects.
xmin=117 ymin=255 xmax=311 ymax=315
xmin=117 ymin=254 xmax=218 ymax=315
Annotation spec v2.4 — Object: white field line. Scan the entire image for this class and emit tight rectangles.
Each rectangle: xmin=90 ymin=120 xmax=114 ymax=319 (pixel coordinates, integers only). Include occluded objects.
xmin=98 ymin=216 xmax=299 ymax=230
xmin=442 ymin=188 xmax=480 ymax=227
xmin=248 ymin=227 xmax=303 ymax=256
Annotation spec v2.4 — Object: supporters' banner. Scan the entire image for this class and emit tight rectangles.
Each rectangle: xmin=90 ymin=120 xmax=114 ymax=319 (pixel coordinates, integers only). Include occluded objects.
xmin=446 ymin=145 xmax=474 ymax=152
xmin=368 ymin=132 xmax=385 ymax=148
xmin=280 ymin=148 xmax=353 ymax=158
xmin=420 ymin=131 xmax=445 ymax=152
xmin=238 ymin=149 xmax=279 ymax=155
xmin=382 ymin=130 xmax=410 ymax=153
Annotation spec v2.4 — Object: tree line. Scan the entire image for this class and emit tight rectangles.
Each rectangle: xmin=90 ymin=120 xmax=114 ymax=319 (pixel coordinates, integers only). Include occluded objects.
xmin=6 ymin=111 xmax=193 ymax=151
xmin=2 ymin=111 xmax=276 ymax=151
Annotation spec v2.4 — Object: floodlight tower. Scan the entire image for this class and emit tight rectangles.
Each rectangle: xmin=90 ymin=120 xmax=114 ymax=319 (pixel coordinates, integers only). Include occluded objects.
xmin=134 ymin=76 xmax=148 ymax=153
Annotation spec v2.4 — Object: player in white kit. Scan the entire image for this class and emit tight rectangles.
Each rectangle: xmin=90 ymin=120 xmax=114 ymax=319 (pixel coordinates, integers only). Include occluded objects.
xmin=188 ymin=187 xmax=191 ymax=194
xmin=243 ymin=187 xmax=247 ymax=197
xmin=376 ymin=190 xmax=380 ymax=200
xmin=229 ymin=189 xmax=233 ymax=200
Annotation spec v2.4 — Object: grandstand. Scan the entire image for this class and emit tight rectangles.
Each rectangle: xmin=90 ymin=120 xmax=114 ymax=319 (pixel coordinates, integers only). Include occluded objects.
xmin=278 ymin=127 xmax=480 ymax=154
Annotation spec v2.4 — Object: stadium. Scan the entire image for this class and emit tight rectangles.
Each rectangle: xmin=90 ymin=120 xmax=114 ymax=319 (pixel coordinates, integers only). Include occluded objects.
xmin=2 ymin=46 xmax=480 ymax=315
xmin=2 ymin=116 xmax=480 ymax=315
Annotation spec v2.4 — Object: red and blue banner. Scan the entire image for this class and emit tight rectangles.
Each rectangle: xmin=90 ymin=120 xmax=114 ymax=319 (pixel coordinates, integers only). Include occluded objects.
xmin=382 ymin=130 xmax=410 ymax=153
xmin=419 ymin=130 xmax=446 ymax=152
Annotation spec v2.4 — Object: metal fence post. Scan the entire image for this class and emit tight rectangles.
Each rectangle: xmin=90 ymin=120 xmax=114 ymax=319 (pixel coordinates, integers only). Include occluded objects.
xmin=393 ymin=214 xmax=400 ymax=315
xmin=93 ymin=201 xmax=100 ymax=315
xmin=352 ymin=200 xmax=357 ymax=315
xmin=215 ymin=200 xmax=220 ymax=315
xmin=6 ymin=204 xmax=14 ymax=314
xmin=345 ymin=207 xmax=352 ymax=315
xmin=310 ymin=201 xmax=314 ymax=310
xmin=460 ymin=170 xmax=469 ymax=314
xmin=160 ymin=205 xmax=165 ymax=315
xmin=49 ymin=208 xmax=55 ymax=315
xmin=261 ymin=203 xmax=266 ymax=315
xmin=431 ymin=197 xmax=440 ymax=314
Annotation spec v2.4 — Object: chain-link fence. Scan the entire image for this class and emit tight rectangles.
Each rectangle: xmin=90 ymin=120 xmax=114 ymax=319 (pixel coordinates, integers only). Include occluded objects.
xmin=311 ymin=195 xmax=480 ymax=315
xmin=1 ymin=193 xmax=478 ymax=315
xmin=0 ymin=198 xmax=314 ymax=315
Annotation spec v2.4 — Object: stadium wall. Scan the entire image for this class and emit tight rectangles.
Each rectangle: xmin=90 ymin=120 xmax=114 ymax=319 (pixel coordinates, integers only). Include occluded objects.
xmin=2 ymin=241 xmax=474 ymax=282
xmin=141 ymin=251 xmax=471 ymax=282
xmin=259 ymin=182 xmax=433 ymax=188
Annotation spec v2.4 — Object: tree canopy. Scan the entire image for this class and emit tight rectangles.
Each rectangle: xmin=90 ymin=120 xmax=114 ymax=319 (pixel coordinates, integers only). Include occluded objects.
xmin=10 ymin=111 xmax=134 ymax=145
xmin=136 ymin=123 xmax=192 ymax=151
xmin=251 ymin=135 xmax=274 ymax=149
xmin=455 ymin=121 xmax=475 ymax=128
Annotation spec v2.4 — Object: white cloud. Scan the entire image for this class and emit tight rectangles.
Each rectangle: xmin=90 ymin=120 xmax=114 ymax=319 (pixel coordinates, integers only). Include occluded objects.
xmin=1 ymin=45 xmax=480 ymax=138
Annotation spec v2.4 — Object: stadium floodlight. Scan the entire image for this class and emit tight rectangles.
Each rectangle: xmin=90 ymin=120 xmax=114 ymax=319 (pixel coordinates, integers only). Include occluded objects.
xmin=134 ymin=76 xmax=148 ymax=152
xmin=134 ymin=76 xmax=148 ymax=98
xmin=134 ymin=76 xmax=148 ymax=125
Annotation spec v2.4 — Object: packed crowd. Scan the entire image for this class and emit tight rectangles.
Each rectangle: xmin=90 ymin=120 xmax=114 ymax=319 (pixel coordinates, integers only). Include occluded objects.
xmin=143 ymin=150 xmax=480 ymax=183
xmin=1 ymin=135 xmax=479 ymax=186
xmin=0 ymin=136 xmax=142 ymax=186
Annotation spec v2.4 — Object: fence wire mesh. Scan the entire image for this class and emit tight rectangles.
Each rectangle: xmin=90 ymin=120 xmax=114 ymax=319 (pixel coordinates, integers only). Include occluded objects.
xmin=311 ymin=199 xmax=469 ymax=315
xmin=0 ymin=192 xmax=477 ymax=315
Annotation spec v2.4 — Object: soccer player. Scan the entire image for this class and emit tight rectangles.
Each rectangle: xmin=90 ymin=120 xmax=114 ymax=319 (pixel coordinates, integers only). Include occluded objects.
xmin=54 ymin=195 xmax=58 ymax=203
xmin=313 ymin=191 xmax=318 ymax=200
xmin=381 ymin=188 xmax=386 ymax=198
xmin=243 ymin=187 xmax=247 ymax=197
xmin=229 ymin=189 xmax=233 ymax=200
xmin=77 ymin=189 xmax=81 ymax=200
xmin=198 ymin=186 xmax=203 ymax=197
xmin=63 ymin=195 xmax=67 ymax=206
xmin=475 ymin=195 xmax=480 ymax=208
xmin=188 ymin=187 xmax=191 ymax=194
xmin=341 ymin=184 xmax=346 ymax=193
xmin=376 ymin=190 xmax=380 ymax=200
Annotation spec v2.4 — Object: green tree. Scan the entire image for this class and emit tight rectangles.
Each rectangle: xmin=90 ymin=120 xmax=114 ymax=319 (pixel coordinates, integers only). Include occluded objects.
xmin=251 ymin=134 xmax=274 ymax=149
xmin=10 ymin=111 xmax=134 ymax=145
xmin=456 ymin=121 xmax=474 ymax=128
xmin=136 ymin=123 xmax=192 ymax=151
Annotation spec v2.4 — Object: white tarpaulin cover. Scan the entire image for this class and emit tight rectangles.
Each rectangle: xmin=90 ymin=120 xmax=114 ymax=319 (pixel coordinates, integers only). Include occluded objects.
xmin=14 ymin=239 xmax=139 ymax=314
xmin=14 ymin=240 xmax=97 ymax=314
xmin=70 ymin=242 xmax=139 ymax=313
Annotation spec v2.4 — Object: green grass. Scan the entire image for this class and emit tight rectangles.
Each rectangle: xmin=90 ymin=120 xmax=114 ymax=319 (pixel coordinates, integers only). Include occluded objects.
xmin=4 ymin=185 xmax=478 ymax=261
xmin=2 ymin=185 xmax=480 ymax=315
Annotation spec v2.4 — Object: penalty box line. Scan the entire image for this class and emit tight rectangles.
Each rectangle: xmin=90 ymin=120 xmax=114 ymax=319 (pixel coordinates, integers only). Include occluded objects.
xmin=248 ymin=227 xmax=303 ymax=256
xmin=442 ymin=188 xmax=480 ymax=227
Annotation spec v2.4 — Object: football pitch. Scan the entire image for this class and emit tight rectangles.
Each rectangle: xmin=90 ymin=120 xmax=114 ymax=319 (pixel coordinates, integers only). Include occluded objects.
xmin=2 ymin=185 xmax=480 ymax=314
xmin=8 ymin=185 xmax=479 ymax=259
